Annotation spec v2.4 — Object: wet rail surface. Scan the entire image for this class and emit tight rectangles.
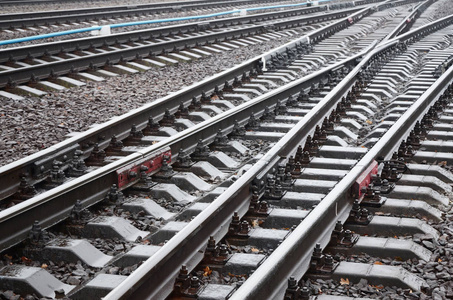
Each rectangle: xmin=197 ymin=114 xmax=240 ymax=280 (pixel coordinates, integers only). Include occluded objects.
xmin=1 ymin=0 xmax=453 ymax=299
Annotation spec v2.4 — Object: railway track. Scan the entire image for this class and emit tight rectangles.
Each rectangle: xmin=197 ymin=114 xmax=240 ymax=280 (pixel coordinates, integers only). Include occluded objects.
xmin=0 ymin=0 xmax=423 ymax=190
xmin=230 ymin=16 xmax=453 ymax=299
xmin=0 ymin=4 xmax=363 ymax=92
xmin=1 ymin=0 xmax=453 ymax=299
xmin=0 ymin=0 xmax=301 ymax=31
xmin=0 ymin=0 xmax=399 ymax=199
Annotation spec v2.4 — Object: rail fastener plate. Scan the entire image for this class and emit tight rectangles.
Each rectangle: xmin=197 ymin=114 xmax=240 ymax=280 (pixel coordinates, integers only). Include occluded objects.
xmin=116 ymin=148 xmax=171 ymax=189
xmin=351 ymin=160 xmax=378 ymax=199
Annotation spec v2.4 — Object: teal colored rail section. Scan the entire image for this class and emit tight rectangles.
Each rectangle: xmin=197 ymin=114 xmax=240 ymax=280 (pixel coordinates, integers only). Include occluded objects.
xmin=0 ymin=27 xmax=103 ymax=46
xmin=0 ymin=0 xmax=334 ymax=46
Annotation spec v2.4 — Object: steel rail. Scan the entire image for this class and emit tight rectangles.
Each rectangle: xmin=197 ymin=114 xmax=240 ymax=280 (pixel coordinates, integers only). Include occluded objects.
xmin=0 ymin=1 xmax=431 ymax=297
xmin=0 ymin=7 xmax=366 ymax=88
xmin=230 ymin=17 xmax=453 ymax=300
xmin=0 ymin=4 xmax=327 ymax=63
xmin=230 ymin=41 xmax=397 ymax=300
xmin=233 ymin=67 xmax=453 ymax=299
xmin=107 ymin=8 xmax=453 ymax=299
xmin=102 ymin=48 xmax=370 ymax=300
xmin=0 ymin=0 xmax=422 ymax=86
xmin=0 ymin=36 xmax=362 ymax=256
xmin=0 ymin=1 xmax=377 ymax=251
xmin=0 ymin=6 xmax=366 ymax=204
xmin=0 ymin=0 xmax=218 ymax=19
xmin=379 ymin=4 xmax=453 ymax=47
xmin=258 ymin=0 xmax=421 ymax=61
xmin=0 ymin=0 xmax=292 ymax=29
xmin=101 ymin=1 xmax=430 ymax=296
xmin=380 ymin=0 xmax=432 ymax=44
xmin=0 ymin=0 xmax=184 ymax=5
xmin=0 ymin=25 xmax=265 ymax=86
xmin=0 ymin=0 xmax=425 ymax=250
xmin=0 ymin=0 xmax=405 ymax=61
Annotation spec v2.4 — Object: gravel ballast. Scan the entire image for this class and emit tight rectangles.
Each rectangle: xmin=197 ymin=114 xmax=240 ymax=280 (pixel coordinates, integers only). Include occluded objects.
xmin=0 ymin=31 xmax=301 ymax=167
xmin=1 ymin=0 xmax=441 ymax=166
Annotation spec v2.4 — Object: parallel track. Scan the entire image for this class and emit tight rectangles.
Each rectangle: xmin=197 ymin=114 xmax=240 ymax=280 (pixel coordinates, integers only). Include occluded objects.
xmin=0 ymin=3 xmax=379 ymax=200
xmin=1 ymin=1 xmax=452 ymax=299
xmin=109 ymin=7 xmax=453 ymax=299
xmin=0 ymin=0 xmax=297 ymax=30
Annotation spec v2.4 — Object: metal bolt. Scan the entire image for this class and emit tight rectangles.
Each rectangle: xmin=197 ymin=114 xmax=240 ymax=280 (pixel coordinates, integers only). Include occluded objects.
xmin=324 ymin=254 xmax=333 ymax=268
xmin=219 ymin=244 xmax=229 ymax=257
xmin=206 ymin=236 xmax=216 ymax=253
xmin=313 ymin=243 xmax=322 ymax=259
xmin=190 ymin=276 xmax=200 ymax=288
xmin=344 ymin=230 xmax=353 ymax=243
xmin=301 ymin=287 xmax=310 ymax=299
xmin=288 ymin=276 xmax=298 ymax=289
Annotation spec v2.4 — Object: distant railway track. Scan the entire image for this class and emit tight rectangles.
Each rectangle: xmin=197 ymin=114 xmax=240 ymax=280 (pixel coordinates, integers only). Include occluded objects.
xmin=0 ymin=5 xmax=360 ymax=88
xmin=0 ymin=0 xmax=316 ymax=30
xmin=1 ymin=0 xmax=453 ymax=299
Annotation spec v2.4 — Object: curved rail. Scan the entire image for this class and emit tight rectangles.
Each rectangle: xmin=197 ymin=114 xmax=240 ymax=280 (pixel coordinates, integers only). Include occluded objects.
xmin=234 ymin=63 xmax=453 ymax=299
xmin=231 ymin=13 xmax=453 ymax=299
xmin=380 ymin=0 xmax=433 ymax=44
xmin=106 ymin=9 xmax=453 ymax=299
xmin=0 ymin=1 xmax=441 ymax=298
xmin=0 ymin=0 xmax=428 ymax=251
xmin=0 ymin=0 xmax=378 ymax=253
xmin=103 ymin=46 xmax=369 ymax=300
